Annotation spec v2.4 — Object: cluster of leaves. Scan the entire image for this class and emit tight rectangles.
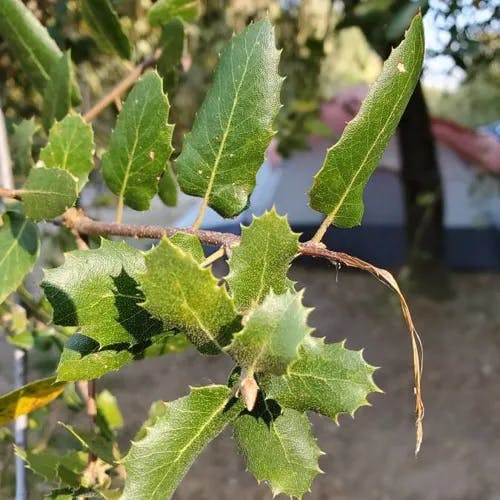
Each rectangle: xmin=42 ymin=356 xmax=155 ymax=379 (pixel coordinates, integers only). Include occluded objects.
xmin=0 ymin=0 xmax=424 ymax=497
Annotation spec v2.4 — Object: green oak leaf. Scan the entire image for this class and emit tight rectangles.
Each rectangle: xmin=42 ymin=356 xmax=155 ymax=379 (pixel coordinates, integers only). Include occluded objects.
xmin=0 ymin=0 xmax=62 ymax=93
xmin=123 ymin=386 xmax=243 ymax=500
xmin=176 ymin=19 xmax=282 ymax=219
xmin=260 ymin=337 xmax=381 ymax=422
xmin=140 ymin=238 xmax=241 ymax=354
xmin=226 ymin=210 xmax=300 ymax=310
xmin=81 ymin=0 xmax=131 ymax=59
xmin=21 ymin=167 xmax=78 ymax=220
xmin=60 ymin=423 xmax=117 ymax=465
xmin=56 ymin=334 xmax=134 ymax=381
xmin=102 ymin=72 xmax=173 ymax=212
xmin=227 ymin=290 xmax=313 ymax=375
xmin=42 ymin=52 xmax=72 ymax=131
xmin=169 ymin=232 xmax=204 ymax=262
xmin=56 ymin=331 xmax=189 ymax=381
xmin=233 ymin=407 xmax=323 ymax=499
xmin=0 ymin=211 xmax=39 ymax=305
xmin=309 ymin=13 xmax=424 ymax=228
xmin=9 ymin=118 xmax=39 ymax=176
xmin=148 ymin=0 xmax=198 ymax=26
xmin=157 ymin=18 xmax=184 ymax=76
xmin=96 ymin=389 xmax=124 ymax=432
xmin=158 ymin=164 xmax=178 ymax=207
xmin=16 ymin=447 xmax=87 ymax=485
xmin=40 ymin=115 xmax=94 ymax=191
xmin=42 ymin=239 xmax=166 ymax=348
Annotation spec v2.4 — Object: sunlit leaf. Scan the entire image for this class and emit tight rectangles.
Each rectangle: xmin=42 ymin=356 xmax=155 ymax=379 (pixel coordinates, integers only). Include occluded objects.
xmin=123 ymin=386 xmax=243 ymax=500
xmin=260 ymin=337 xmax=381 ymax=422
xmin=226 ymin=210 xmax=299 ymax=310
xmin=176 ymin=19 xmax=282 ymax=219
xmin=0 ymin=377 xmax=66 ymax=427
xmin=309 ymin=14 xmax=424 ymax=227
xmin=227 ymin=290 xmax=313 ymax=375
xmin=140 ymin=238 xmax=240 ymax=354
xmin=233 ymin=406 xmax=323 ymax=499
xmin=102 ymin=72 xmax=173 ymax=212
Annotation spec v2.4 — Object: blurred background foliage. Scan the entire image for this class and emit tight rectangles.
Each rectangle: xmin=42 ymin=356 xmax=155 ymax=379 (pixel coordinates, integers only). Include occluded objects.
xmin=1 ymin=0 xmax=498 ymax=155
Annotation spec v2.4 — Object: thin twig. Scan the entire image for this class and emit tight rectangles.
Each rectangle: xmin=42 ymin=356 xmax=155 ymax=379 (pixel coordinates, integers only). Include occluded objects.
xmin=310 ymin=213 xmax=334 ymax=243
xmin=0 ymin=187 xmax=21 ymax=200
xmin=201 ymin=247 xmax=227 ymax=267
xmin=83 ymin=51 xmax=160 ymax=123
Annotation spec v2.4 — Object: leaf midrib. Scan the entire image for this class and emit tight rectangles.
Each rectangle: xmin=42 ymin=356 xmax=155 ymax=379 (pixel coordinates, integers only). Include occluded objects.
xmin=147 ymin=395 xmax=230 ymax=498
xmin=117 ymin=100 xmax=148 ymax=206
xmin=2 ymin=14 xmax=52 ymax=83
xmin=199 ymin=28 xmax=261 ymax=211
xmin=321 ymin=37 xmax=421 ymax=224
xmin=0 ymin=218 xmax=28 ymax=268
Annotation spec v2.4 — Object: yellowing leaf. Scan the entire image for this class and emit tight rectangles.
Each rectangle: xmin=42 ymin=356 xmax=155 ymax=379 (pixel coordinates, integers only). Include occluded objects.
xmin=0 ymin=377 xmax=66 ymax=427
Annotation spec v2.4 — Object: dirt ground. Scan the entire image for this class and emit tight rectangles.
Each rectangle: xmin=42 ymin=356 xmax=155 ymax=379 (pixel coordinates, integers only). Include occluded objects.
xmin=2 ymin=268 xmax=500 ymax=499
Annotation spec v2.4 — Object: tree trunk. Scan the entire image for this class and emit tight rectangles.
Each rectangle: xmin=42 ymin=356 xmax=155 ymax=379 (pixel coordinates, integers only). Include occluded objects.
xmin=398 ymin=80 xmax=449 ymax=294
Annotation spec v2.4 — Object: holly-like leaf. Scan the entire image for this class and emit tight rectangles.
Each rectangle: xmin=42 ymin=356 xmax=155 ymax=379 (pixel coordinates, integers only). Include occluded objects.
xmin=42 ymin=52 xmax=72 ymax=131
xmin=40 ymin=115 xmax=94 ymax=190
xmin=140 ymin=238 xmax=240 ymax=354
xmin=226 ymin=210 xmax=299 ymax=310
xmin=169 ymin=232 xmax=204 ymax=262
xmin=0 ymin=377 xmax=66 ymax=427
xmin=158 ymin=164 xmax=178 ymax=207
xmin=9 ymin=118 xmax=39 ymax=176
xmin=260 ymin=337 xmax=381 ymax=422
xmin=0 ymin=0 xmax=62 ymax=93
xmin=56 ymin=334 xmax=134 ymax=381
xmin=308 ymin=14 xmax=424 ymax=228
xmin=81 ymin=0 xmax=131 ymax=59
xmin=42 ymin=239 xmax=166 ymax=348
xmin=56 ymin=331 xmax=189 ymax=381
xmin=148 ymin=0 xmax=198 ymax=26
xmin=21 ymin=167 xmax=78 ymax=220
xmin=176 ymin=19 xmax=282 ymax=219
xmin=16 ymin=447 xmax=86 ymax=485
xmin=60 ymin=423 xmax=117 ymax=465
xmin=233 ymin=407 xmax=323 ymax=499
xmin=0 ymin=211 xmax=39 ymax=305
xmin=123 ymin=385 xmax=243 ymax=500
xmin=227 ymin=290 xmax=313 ymax=375
xmin=102 ymin=72 xmax=173 ymax=212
